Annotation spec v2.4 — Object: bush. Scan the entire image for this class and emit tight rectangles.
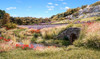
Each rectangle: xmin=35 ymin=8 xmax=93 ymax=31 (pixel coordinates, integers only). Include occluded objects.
xmin=54 ymin=40 xmax=70 ymax=46
xmin=45 ymin=39 xmax=54 ymax=44
xmin=4 ymin=23 xmax=17 ymax=29
xmin=73 ymin=40 xmax=84 ymax=47
xmin=33 ymin=33 xmax=41 ymax=38
xmin=0 ymin=19 xmax=3 ymax=27
xmin=83 ymin=32 xmax=100 ymax=48
xmin=44 ymin=39 xmax=70 ymax=46
xmin=63 ymin=36 xmax=69 ymax=40
xmin=96 ymin=17 xmax=100 ymax=21
xmin=35 ymin=37 xmax=44 ymax=43
xmin=31 ymin=36 xmax=36 ymax=43
xmin=81 ymin=5 xmax=87 ymax=9
xmin=90 ymin=1 xmax=100 ymax=6
xmin=74 ymin=31 xmax=100 ymax=48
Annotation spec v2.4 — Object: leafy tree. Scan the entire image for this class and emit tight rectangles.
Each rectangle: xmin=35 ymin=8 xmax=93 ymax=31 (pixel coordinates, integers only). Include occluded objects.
xmin=0 ymin=10 xmax=5 ymax=19
xmin=2 ymin=13 xmax=10 ymax=25
xmin=81 ymin=5 xmax=87 ymax=9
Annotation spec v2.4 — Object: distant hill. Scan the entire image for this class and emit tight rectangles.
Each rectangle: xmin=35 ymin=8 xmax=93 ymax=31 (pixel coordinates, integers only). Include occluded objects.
xmin=50 ymin=1 xmax=100 ymax=21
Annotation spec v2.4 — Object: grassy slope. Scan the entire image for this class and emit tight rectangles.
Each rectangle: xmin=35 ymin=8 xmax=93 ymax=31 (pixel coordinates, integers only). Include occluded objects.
xmin=0 ymin=47 xmax=100 ymax=59
xmin=52 ymin=17 xmax=100 ymax=24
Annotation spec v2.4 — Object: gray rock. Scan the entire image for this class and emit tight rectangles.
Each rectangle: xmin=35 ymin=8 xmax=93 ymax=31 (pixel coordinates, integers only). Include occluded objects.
xmin=66 ymin=5 xmax=100 ymax=20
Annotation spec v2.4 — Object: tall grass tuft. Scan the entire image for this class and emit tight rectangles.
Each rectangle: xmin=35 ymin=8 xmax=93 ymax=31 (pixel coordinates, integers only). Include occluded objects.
xmin=40 ymin=25 xmax=69 ymax=39
xmin=83 ymin=32 xmax=100 ymax=48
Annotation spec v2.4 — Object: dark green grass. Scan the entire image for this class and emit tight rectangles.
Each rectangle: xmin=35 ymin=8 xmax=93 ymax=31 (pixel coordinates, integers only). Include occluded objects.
xmin=0 ymin=47 xmax=100 ymax=59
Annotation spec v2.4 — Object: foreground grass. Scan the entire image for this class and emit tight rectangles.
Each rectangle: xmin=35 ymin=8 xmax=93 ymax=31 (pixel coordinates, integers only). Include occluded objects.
xmin=0 ymin=47 xmax=100 ymax=59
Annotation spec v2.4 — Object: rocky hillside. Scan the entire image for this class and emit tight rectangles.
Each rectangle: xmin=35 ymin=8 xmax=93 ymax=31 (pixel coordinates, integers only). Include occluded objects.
xmin=66 ymin=5 xmax=100 ymax=19
xmin=50 ymin=1 xmax=100 ymax=21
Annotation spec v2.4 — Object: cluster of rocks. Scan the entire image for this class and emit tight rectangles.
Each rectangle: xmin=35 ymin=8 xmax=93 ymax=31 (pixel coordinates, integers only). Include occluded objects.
xmin=56 ymin=28 xmax=81 ymax=43
xmin=66 ymin=5 xmax=100 ymax=19
xmin=79 ymin=5 xmax=100 ymax=15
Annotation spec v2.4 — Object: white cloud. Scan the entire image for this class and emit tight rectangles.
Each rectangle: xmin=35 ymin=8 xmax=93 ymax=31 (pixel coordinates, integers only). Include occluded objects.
xmin=63 ymin=2 xmax=67 ymax=4
xmin=48 ymin=9 xmax=53 ymax=11
xmin=60 ymin=6 xmax=70 ymax=10
xmin=6 ymin=7 xmax=16 ymax=10
xmin=65 ymin=7 xmax=70 ymax=9
xmin=48 ymin=2 xmax=53 ymax=5
xmin=12 ymin=14 xmax=17 ymax=17
xmin=47 ymin=6 xmax=55 ymax=9
xmin=55 ymin=4 xmax=58 ymax=6
xmin=28 ymin=6 xmax=32 ymax=8
xmin=47 ymin=6 xmax=55 ymax=11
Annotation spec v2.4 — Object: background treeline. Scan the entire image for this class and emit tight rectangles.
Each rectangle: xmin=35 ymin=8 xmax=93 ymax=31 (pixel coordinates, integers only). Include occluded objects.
xmin=0 ymin=9 xmax=50 ymax=25
xmin=10 ymin=17 xmax=50 ymax=25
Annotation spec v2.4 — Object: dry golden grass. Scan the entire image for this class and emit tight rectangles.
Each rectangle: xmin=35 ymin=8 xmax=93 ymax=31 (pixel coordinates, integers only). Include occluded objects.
xmin=40 ymin=25 xmax=68 ymax=39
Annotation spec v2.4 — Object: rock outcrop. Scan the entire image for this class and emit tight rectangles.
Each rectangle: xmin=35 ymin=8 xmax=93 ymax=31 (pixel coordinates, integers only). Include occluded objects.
xmin=56 ymin=28 xmax=81 ymax=44
xmin=66 ymin=5 xmax=100 ymax=19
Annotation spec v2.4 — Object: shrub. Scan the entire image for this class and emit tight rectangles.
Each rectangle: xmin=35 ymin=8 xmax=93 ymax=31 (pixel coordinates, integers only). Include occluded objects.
xmin=63 ymin=36 xmax=69 ymax=40
xmin=45 ymin=39 xmax=54 ymax=44
xmin=96 ymin=17 xmax=100 ymax=21
xmin=54 ymin=40 xmax=70 ymax=46
xmin=44 ymin=39 xmax=70 ymax=46
xmin=81 ymin=5 xmax=87 ymax=9
xmin=83 ymin=32 xmax=100 ymax=48
xmin=90 ymin=1 xmax=100 ymax=6
xmin=35 ymin=37 xmax=44 ymax=43
xmin=73 ymin=40 xmax=84 ymax=47
xmin=4 ymin=23 xmax=17 ymax=29
xmin=33 ymin=33 xmax=41 ymax=38
xmin=74 ymin=31 xmax=100 ymax=48
xmin=2 ymin=13 xmax=10 ymax=25
xmin=0 ymin=19 xmax=3 ymax=27
xmin=31 ymin=36 xmax=36 ymax=43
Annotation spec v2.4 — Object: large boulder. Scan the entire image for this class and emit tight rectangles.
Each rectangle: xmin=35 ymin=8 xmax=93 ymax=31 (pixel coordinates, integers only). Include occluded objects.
xmin=56 ymin=27 xmax=81 ymax=44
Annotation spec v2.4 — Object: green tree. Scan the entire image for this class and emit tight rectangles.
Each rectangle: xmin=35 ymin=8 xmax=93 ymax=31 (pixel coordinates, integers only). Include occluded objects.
xmin=2 ymin=13 xmax=10 ymax=25
xmin=81 ymin=5 xmax=87 ymax=9
xmin=0 ymin=10 xmax=6 ymax=19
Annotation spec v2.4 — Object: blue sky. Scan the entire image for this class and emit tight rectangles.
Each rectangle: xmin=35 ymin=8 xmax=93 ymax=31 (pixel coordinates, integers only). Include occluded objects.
xmin=0 ymin=0 xmax=99 ymax=18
